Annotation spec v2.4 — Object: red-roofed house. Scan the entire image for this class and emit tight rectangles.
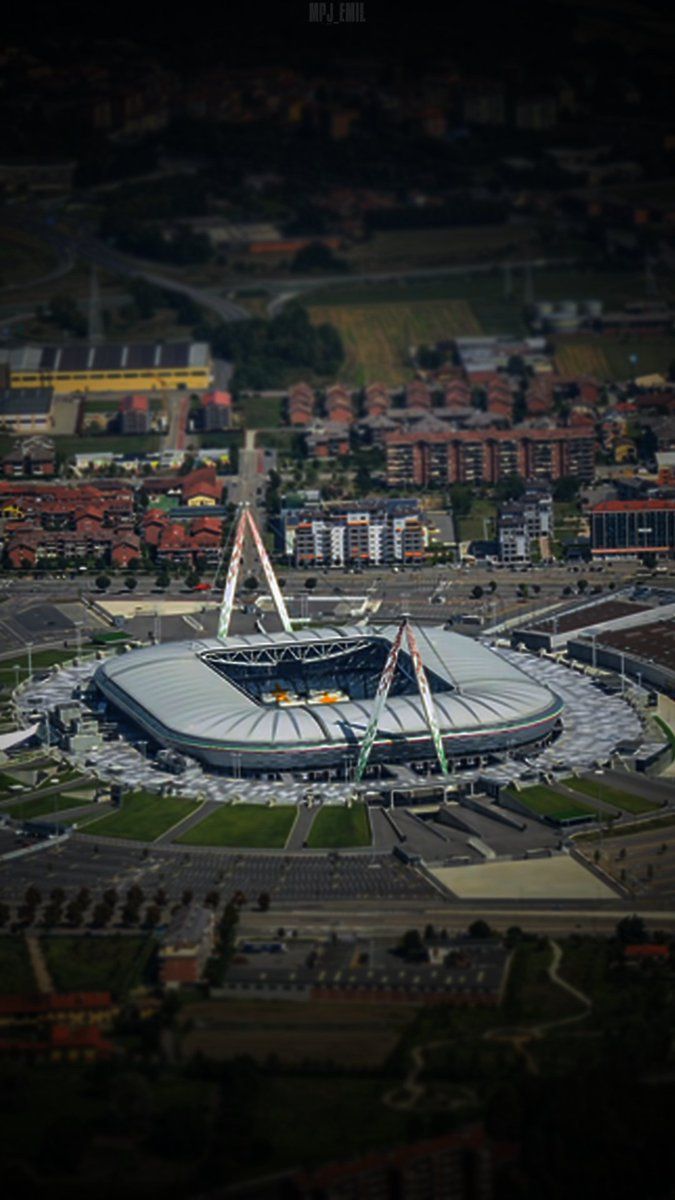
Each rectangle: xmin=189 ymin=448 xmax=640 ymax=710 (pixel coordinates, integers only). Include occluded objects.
xmin=156 ymin=524 xmax=191 ymax=562
xmin=202 ymin=390 xmax=231 ymax=432
xmin=181 ymin=467 xmax=221 ymax=507
xmin=111 ymin=532 xmax=141 ymax=569
xmin=142 ymin=508 xmax=170 ymax=547
xmin=120 ymin=394 xmax=149 ymax=434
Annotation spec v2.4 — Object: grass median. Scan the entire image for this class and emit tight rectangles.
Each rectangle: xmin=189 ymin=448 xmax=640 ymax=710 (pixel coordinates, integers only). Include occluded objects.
xmin=566 ymin=776 xmax=659 ymax=815
xmin=306 ymin=803 xmax=371 ymax=848
xmin=83 ymin=791 xmax=200 ymax=841
xmin=178 ymin=803 xmax=296 ymax=849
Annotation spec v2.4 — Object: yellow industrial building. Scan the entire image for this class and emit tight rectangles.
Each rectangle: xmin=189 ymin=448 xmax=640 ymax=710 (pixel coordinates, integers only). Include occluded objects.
xmin=0 ymin=342 xmax=213 ymax=394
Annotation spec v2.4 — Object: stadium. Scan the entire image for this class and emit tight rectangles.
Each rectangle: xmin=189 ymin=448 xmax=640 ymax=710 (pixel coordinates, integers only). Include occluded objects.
xmin=93 ymin=623 xmax=563 ymax=777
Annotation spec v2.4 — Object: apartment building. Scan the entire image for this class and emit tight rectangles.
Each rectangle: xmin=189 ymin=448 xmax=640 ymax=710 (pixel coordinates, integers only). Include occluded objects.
xmin=283 ymin=500 xmax=426 ymax=566
xmin=385 ymin=429 xmax=595 ymax=487
xmin=591 ymin=499 xmax=675 ymax=558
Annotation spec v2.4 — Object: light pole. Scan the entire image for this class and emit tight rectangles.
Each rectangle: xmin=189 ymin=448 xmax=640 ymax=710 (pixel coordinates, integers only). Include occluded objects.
xmin=26 ymin=642 xmax=32 ymax=682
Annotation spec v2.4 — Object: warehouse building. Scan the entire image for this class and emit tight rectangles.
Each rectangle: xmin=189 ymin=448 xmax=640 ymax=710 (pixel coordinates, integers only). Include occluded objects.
xmin=0 ymin=342 xmax=213 ymax=395
xmin=0 ymin=387 xmax=54 ymax=434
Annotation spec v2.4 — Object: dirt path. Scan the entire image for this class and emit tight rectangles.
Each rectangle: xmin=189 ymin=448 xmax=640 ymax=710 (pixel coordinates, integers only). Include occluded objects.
xmin=26 ymin=934 xmax=54 ymax=994
xmin=384 ymin=940 xmax=591 ymax=1111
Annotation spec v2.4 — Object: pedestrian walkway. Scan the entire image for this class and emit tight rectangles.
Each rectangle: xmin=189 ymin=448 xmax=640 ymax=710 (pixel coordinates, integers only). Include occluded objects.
xmin=26 ymin=934 xmax=53 ymax=994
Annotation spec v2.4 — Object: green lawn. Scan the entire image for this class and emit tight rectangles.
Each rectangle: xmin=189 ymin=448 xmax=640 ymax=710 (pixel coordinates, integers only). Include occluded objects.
xmin=239 ymin=393 xmax=284 ymax=427
xmin=178 ymin=803 xmax=296 ymax=848
xmin=2 ymin=793 xmax=92 ymax=820
xmin=0 ymin=647 xmax=98 ymax=686
xmin=0 ymin=937 xmax=36 ymax=993
xmin=84 ymin=792 xmax=200 ymax=841
xmin=307 ymin=804 xmax=371 ymax=848
xmin=567 ymin=776 xmax=659 ymax=815
xmin=52 ymin=434 xmax=161 ymax=459
xmin=41 ymin=934 xmax=155 ymax=997
xmin=509 ymin=785 xmax=597 ymax=823
xmin=457 ymin=499 xmax=498 ymax=545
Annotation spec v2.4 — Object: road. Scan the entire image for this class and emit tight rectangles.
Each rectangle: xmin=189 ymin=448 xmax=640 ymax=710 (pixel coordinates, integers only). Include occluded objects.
xmin=237 ymin=900 xmax=675 ymax=939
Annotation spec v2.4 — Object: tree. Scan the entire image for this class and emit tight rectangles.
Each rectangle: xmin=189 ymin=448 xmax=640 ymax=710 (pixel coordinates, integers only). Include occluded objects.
xmin=204 ymin=890 xmax=220 ymax=909
xmin=494 ymin=473 xmax=526 ymax=502
xmin=125 ymin=576 xmax=138 ymax=592
xmin=471 ymin=585 xmax=484 ymax=600
xmin=182 ymin=889 xmax=194 ymax=907
xmin=126 ymin=885 xmax=144 ymax=909
xmin=185 ymin=569 xmax=201 ymax=589
xmin=243 ymin=575 xmax=259 ymax=592
xmin=553 ymin=476 xmax=582 ymax=502
xmin=103 ymin=888 xmax=118 ymax=909
xmin=155 ymin=572 xmax=170 ymax=591
xmin=304 ymin=577 xmax=318 ymax=590
xmin=65 ymin=901 xmax=83 ymax=928
xmin=577 ymin=577 xmax=588 ymax=592
xmin=257 ymin=892 xmax=271 ymax=912
xmin=95 ymin=574 xmax=111 ymax=591
xmin=144 ymin=904 xmax=162 ymax=928
xmin=399 ymin=929 xmax=424 ymax=958
xmin=616 ymin=914 xmax=647 ymax=945
xmin=468 ymin=919 xmax=492 ymax=939
xmin=92 ymin=902 xmax=113 ymax=928
xmin=24 ymin=886 xmax=41 ymax=909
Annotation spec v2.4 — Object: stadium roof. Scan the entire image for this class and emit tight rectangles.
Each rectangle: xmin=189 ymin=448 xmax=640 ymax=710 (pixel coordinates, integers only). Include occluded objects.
xmin=96 ymin=625 xmax=561 ymax=754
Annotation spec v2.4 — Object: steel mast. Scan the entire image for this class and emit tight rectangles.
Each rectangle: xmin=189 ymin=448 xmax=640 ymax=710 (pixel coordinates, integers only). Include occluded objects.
xmin=354 ymin=618 xmax=449 ymax=782
xmin=217 ymin=505 xmax=292 ymax=640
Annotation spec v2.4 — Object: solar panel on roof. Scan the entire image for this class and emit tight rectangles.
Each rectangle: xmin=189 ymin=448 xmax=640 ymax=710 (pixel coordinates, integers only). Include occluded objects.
xmin=60 ymin=346 xmax=89 ymax=372
xmin=126 ymin=344 xmax=156 ymax=370
xmin=159 ymin=343 xmax=190 ymax=368
xmin=92 ymin=345 xmax=123 ymax=370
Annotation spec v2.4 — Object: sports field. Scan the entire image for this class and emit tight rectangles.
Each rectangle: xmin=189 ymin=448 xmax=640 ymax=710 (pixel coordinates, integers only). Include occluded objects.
xmin=308 ymin=300 xmax=481 ymax=385
xmin=567 ymin=777 xmax=659 ymax=815
xmin=84 ymin=792 xmax=200 ymax=841
xmin=307 ymin=803 xmax=371 ymax=848
xmin=509 ymin=785 xmax=597 ymax=823
xmin=178 ymin=803 xmax=296 ymax=848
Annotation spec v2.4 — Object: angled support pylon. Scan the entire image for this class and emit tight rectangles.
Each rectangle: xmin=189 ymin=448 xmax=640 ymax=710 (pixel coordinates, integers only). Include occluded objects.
xmin=218 ymin=505 xmax=293 ymax=640
xmin=354 ymin=618 xmax=449 ymax=782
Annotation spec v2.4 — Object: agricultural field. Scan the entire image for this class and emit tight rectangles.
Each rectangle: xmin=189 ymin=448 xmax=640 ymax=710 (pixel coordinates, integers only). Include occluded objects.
xmin=309 ymin=299 xmax=481 ymax=386
xmin=178 ymin=803 xmax=297 ymax=849
xmin=509 ymin=784 xmax=598 ymax=823
xmin=182 ymin=998 xmax=410 ymax=1067
xmin=41 ymin=934 xmax=155 ymax=997
xmin=567 ymin=776 xmax=659 ymax=815
xmin=307 ymin=803 xmax=371 ymax=848
xmin=555 ymin=336 xmax=675 ymax=381
xmin=343 ymin=224 xmax=542 ymax=275
xmin=84 ymin=792 xmax=200 ymax=841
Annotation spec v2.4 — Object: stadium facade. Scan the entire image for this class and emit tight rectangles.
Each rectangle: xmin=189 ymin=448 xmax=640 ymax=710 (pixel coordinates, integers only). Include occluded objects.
xmin=94 ymin=624 xmax=563 ymax=776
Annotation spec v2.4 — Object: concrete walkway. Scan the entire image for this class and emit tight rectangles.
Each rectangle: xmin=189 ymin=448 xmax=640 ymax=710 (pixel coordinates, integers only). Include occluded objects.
xmin=26 ymin=934 xmax=54 ymax=994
